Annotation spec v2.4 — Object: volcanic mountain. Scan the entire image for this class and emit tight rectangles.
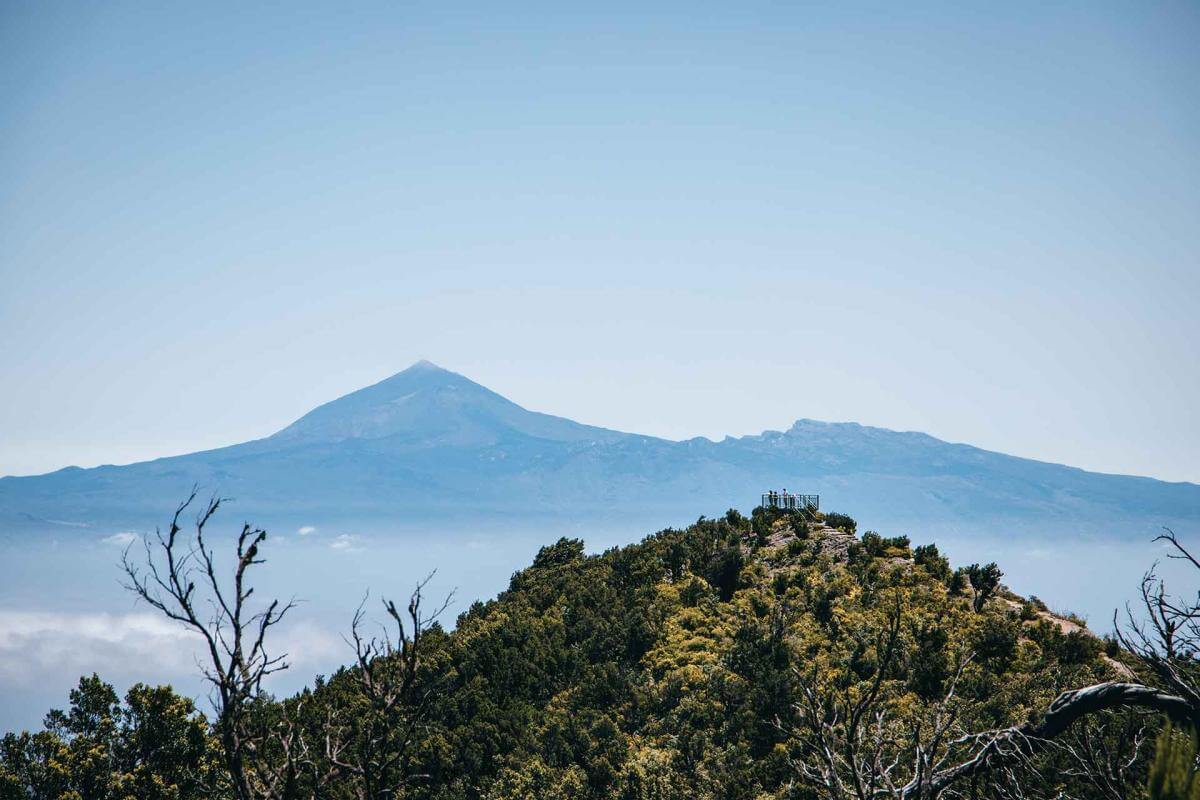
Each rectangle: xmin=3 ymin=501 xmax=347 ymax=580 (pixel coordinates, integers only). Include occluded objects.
xmin=1 ymin=361 xmax=1197 ymax=538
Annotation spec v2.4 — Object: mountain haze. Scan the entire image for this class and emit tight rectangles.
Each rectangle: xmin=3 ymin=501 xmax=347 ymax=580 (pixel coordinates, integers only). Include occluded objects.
xmin=1 ymin=361 xmax=1196 ymax=538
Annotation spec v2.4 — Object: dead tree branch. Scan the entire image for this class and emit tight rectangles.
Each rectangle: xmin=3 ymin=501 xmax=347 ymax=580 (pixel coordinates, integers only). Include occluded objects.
xmin=121 ymin=490 xmax=296 ymax=800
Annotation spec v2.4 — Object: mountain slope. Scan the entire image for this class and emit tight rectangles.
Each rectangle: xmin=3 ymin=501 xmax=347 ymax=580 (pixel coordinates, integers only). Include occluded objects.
xmin=1 ymin=362 xmax=1197 ymax=537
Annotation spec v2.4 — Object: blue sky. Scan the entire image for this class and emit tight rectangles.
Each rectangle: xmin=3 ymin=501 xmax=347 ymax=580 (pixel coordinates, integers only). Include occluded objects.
xmin=1 ymin=1 xmax=1197 ymax=481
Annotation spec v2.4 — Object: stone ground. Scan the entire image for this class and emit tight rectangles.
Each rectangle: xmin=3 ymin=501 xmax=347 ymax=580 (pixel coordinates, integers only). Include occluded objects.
xmin=762 ymin=518 xmax=856 ymax=560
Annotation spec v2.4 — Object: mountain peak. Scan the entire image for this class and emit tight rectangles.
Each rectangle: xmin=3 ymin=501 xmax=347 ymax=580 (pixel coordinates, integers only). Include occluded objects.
xmin=269 ymin=363 xmax=632 ymax=447
xmin=378 ymin=359 xmax=458 ymax=384
xmin=407 ymin=359 xmax=447 ymax=372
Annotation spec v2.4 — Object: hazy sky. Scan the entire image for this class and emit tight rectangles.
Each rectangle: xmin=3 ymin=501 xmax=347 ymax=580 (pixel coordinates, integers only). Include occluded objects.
xmin=1 ymin=1 xmax=1197 ymax=482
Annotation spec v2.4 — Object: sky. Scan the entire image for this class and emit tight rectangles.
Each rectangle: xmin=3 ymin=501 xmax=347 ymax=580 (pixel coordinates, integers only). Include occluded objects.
xmin=1 ymin=1 xmax=1198 ymax=483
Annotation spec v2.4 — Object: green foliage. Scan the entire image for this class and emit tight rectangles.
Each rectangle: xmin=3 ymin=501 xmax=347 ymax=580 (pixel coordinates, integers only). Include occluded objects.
xmin=913 ymin=543 xmax=951 ymax=582
xmin=1149 ymin=725 xmax=1200 ymax=800
xmin=860 ymin=531 xmax=912 ymax=559
xmin=823 ymin=511 xmax=857 ymax=533
xmin=2 ymin=512 xmax=1130 ymax=800
xmin=723 ymin=508 xmax=750 ymax=532
xmin=859 ymin=531 xmax=883 ymax=556
xmin=786 ymin=514 xmax=809 ymax=540
xmin=907 ymin=619 xmax=951 ymax=700
xmin=0 ymin=675 xmax=218 ymax=800
xmin=966 ymin=562 xmax=1003 ymax=612
xmin=971 ymin=614 xmax=1020 ymax=670
xmin=1025 ymin=622 xmax=1103 ymax=666
xmin=949 ymin=567 xmax=969 ymax=596
xmin=704 ymin=545 xmax=746 ymax=602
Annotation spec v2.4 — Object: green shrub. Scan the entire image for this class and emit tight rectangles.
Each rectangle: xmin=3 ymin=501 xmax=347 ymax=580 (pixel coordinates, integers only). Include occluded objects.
xmin=1057 ymin=630 xmax=1102 ymax=665
xmin=1148 ymin=724 xmax=1200 ymax=799
xmin=704 ymin=545 xmax=745 ymax=602
xmin=949 ymin=568 xmax=968 ymax=596
xmin=824 ymin=512 xmax=857 ymax=534
xmin=860 ymin=531 xmax=912 ymax=559
xmin=787 ymin=513 xmax=809 ymax=539
xmin=913 ymin=544 xmax=951 ymax=582
xmin=965 ymin=562 xmax=1003 ymax=612
xmin=972 ymin=615 xmax=1020 ymax=671
xmin=723 ymin=508 xmax=750 ymax=532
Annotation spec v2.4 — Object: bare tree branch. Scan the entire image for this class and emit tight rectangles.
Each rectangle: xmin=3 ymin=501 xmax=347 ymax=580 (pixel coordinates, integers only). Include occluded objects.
xmin=122 ymin=491 xmax=296 ymax=800
xmin=325 ymin=572 xmax=453 ymax=799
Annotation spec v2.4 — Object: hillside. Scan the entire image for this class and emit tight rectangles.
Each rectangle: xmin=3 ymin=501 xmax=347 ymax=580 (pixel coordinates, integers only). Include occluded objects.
xmin=0 ymin=505 xmax=1150 ymax=798
xmin=1 ymin=361 xmax=1197 ymax=539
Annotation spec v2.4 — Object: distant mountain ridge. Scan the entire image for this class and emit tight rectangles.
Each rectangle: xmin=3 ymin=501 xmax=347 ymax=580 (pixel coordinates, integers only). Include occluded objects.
xmin=1 ymin=361 xmax=1197 ymax=538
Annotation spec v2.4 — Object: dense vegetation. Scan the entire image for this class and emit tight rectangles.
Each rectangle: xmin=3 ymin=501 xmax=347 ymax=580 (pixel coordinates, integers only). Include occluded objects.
xmin=2 ymin=503 xmax=1193 ymax=799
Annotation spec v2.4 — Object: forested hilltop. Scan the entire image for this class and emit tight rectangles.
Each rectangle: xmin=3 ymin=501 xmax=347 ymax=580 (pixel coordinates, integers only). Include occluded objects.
xmin=5 ymin=502 xmax=1200 ymax=799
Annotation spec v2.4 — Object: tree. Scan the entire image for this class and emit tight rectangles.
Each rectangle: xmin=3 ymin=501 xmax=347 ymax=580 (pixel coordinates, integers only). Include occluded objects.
xmin=965 ymin=562 xmax=1002 ymax=613
xmin=913 ymin=544 xmax=951 ymax=583
xmin=44 ymin=674 xmax=122 ymax=799
xmin=116 ymin=683 xmax=218 ymax=799
xmin=881 ymin=529 xmax=1200 ymax=797
xmin=0 ymin=676 xmax=218 ymax=800
xmin=121 ymin=490 xmax=296 ymax=800
xmin=704 ymin=545 xmax=745 ymax=602
xmin=323 ymin=577 xmax=452 ymax=799
xmin=825 ymin=512 xmax=858 ymax=534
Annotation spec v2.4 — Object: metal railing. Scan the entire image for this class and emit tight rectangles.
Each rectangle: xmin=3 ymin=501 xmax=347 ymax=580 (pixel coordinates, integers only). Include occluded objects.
xmin=761 ymin=491 xmax=819 ymax=511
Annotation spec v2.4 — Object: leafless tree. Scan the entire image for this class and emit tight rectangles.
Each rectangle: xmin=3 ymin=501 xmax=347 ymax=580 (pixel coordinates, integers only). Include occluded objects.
xmin=894 ymin=680 xmax=1190 ymax=799
xmin=324 ymin=575 xmax=452 ymax=799
xmin=1115 ymin=528 xmax=1200 ymax=711
xmin=121 ymin=490 xmax=297 ymax=800
xmin=1053 ymin=711 xmax=1151 ymax=800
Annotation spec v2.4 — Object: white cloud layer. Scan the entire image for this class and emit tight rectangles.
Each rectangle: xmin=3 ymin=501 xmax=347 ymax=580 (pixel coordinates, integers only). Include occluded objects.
xmin=0 ymin=610 xmax=199 ymax=689
xmin=0 ymin=609 xmax=344 ymax=698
